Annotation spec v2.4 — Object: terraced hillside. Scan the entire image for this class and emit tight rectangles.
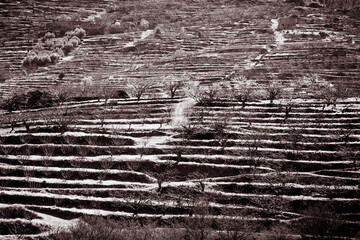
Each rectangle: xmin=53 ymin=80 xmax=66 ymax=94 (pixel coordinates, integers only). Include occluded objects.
xmin=1 ymin=0 xmax=359 ymax=97
xmin=0 ymin=96 xmax=359 ymax=239
xmin=0 ymin=0 xmax=360 ymax=239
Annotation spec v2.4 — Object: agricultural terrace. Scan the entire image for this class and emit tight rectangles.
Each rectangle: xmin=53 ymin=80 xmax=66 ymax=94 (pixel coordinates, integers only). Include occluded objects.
xmin=0 ymin=0 xmax=359 ymax=239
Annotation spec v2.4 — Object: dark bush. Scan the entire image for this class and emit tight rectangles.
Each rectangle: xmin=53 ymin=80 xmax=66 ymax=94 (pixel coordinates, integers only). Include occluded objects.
xmin=1 ymin=90 xmax=55 ymax=112
xmin=27 ymin=90 xmax=54 ymax=108
xmin=294 ymin=204 xmax=346 ymax=238
xmin=0 ymin=206 xmax=38 ymax=220
xmin=116 ymin=90 xmax=130 ymax=99
xmin=58 ymin=72 xmax=65 ymax=80
xmin=0 ymin=220 xmax=43 ymax=235
xmin=1 ymin=93 xmax=27 ymax=112
xmin=0 ymin=63 xmax=11 ymax=82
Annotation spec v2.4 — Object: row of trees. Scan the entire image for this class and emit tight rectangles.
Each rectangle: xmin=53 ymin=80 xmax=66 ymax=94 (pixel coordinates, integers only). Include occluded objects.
xmin=1 ymin=72 xmax=341 ymax=112
xmin=125 ymin=73 xmax=341 ymax=108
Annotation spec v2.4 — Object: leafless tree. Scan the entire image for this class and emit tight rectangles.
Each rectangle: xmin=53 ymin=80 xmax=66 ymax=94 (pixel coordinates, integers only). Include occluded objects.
xmin=163 ymin=78 xmax=183 ymax=98
xmin=226 ymin=75 xmax=256 ymax=109
xmin=189 ymin=172 xmax=208 ymax=192
xmin=45 ymin=105 xmax=78 ymax=134
xmin=186 ymin=81 xmax=222 ymax=106
xmin=212 ymin=115 xmax=230 ymax=153
xmin=50 ymin=82 xmax=75 ymax=103
xmin=126 ymin=78 xmax=151 ymax=102
xmin=279 ymin=98 xmax=296 ymax=120
xmin=266 ymin=80 xmax=282 ymax=105
xmin=150 ymin=161 xmax=178 ymax=192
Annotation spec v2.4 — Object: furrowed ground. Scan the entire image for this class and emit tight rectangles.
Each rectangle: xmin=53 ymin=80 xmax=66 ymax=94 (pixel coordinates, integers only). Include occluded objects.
xmin=0 ymin=0 xmax=359 ymax=239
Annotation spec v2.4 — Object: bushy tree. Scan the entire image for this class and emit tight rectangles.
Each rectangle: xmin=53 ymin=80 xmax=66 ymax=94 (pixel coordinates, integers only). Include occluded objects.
xmin=22 ymin=28 xmax=86 ymax=70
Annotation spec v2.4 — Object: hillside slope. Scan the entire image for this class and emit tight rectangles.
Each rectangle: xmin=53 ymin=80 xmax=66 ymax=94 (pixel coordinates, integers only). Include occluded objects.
xmin=0 ymin=0 xmax=359 ymax=239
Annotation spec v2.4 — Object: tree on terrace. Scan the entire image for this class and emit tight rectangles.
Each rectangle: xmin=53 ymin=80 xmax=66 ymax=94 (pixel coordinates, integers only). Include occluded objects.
xmin=126 ymin=78 xmax=151 ymax=102
xmin=305 ymin=74 xmax=341 ymax=108
xmin=212 ymin=114 xmax=230 ymax=153
xmin=266 ymin=80 xmax=282 ymax=105
xmin=226 ymin=75 xmax=256 ymax=109
xmin=163 ymin=78 xmax=183 ymax=99
xmin=43 ymin=105 xmax=78 ymax=134
xmin=150 ymin=161 xmax=178 ymax=192
xmin=49 ymin=82 xmax=75 ymax=103
xmin=185 ymin=80 xmax=222 ymax=106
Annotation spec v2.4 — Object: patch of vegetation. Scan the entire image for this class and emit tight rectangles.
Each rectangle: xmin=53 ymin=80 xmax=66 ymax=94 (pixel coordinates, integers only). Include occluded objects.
xmin=22 ymin=28 xmax=86 ymax=71
xmin=48 ymin=213 xmax=294 ymax=240
xmin=0 ymin=220 xmax=45 ymax=235
xmin=0 ymin=63 xmax=11 ymax=83
xmin=0 ymin=206 xmax=38 ymax=220
xmin=1 ymin=90 xmax=55 ymax=112
xmin=294 ymin=204 xmax=355 ymax=238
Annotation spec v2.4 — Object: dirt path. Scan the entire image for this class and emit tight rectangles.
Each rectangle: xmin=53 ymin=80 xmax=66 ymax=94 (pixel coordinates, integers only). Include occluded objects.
xmin=172 ymin=98 xmax=196 ymax=127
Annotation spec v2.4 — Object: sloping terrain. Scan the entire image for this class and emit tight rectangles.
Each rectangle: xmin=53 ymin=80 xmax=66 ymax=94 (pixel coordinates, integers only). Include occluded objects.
xmin=0 ymin=0 xmax=360 ymax=239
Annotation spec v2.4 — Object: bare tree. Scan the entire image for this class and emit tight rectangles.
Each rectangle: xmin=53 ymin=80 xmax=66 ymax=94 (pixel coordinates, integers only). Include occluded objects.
xmin=186 ymin=81 xmax=222 ymax=106
xmin=304 ymin=74 xmax=342 ymax=108
xmin=44 ymin=105 xmax=78 ymax=134
xmin=247 ymin=138 xmax=262 ymax=168
xmin=126 ymin=78 xmax=151 ymax=102
xmin=212 ymin=115 xmax=230 ymax=153
xmin=150 ymin=161 xmax=178 ymax=192
xmin=163 ymin=78 xmax=183 ymax=99
xmin=279 ymin=98 xmax=296 ymax=120
xmin=189 ymin=172 xmax=208 ymax=192
xmin=49 ymin=82 xmax=75 ymax=103
xmin=266 ymin=80 xmax=282 ymax=105
xmin=227 ymin=75 xmax=256 ymax=109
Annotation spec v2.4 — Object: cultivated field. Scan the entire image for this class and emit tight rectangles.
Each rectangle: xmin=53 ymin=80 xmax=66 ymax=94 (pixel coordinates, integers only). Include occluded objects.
xmin=0 ymin=0 xmax=359 ymax=239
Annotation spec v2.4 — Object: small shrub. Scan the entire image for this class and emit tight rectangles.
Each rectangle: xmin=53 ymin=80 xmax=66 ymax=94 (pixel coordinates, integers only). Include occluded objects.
xmin=42 ymin=32 xmax=56 ymax=41
xmin=65 ymin=28 xmax=86 ymax=39
xmin=0 ymin=63 xmax=11 ymax=82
